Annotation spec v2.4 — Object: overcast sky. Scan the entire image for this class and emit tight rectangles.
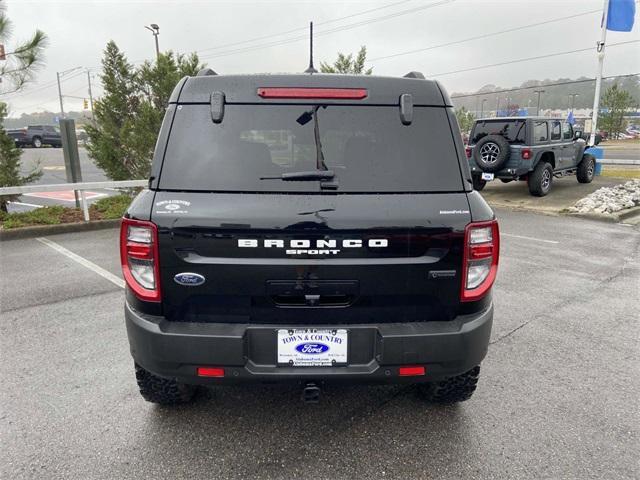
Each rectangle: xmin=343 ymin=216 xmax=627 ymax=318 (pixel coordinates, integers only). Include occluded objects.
xmin=3 ymin=0 xmax=639 ymax=117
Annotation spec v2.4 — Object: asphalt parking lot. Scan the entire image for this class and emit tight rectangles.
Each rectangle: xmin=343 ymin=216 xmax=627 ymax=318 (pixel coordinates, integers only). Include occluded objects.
xmin=1 ymin=209 xmax=638 ymax=479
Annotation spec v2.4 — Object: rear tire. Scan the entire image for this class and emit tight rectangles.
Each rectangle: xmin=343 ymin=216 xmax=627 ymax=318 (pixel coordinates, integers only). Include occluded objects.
xmin=417 ymin=366 xmax=480 ymax=404
xmin=472 ymin=175 xmax=486 ymax=191
xmin=528 ymin=162 xmax=553 ymax=197
xmin=135 ymin=364 xmax=196 ymax=405
xmin=577 ymin=153 xmax=595 ymax=183
xmin=32 ymin=136 xmax=43 ymax=148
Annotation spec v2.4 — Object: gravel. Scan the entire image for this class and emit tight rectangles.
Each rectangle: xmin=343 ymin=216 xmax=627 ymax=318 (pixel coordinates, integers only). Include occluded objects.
xmin=568 ymin=179 xmax=640 ymax=214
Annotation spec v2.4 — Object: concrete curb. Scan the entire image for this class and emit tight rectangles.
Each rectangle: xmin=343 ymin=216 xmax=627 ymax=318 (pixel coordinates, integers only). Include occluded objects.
xmin=0 ymin=219 xmax=121 ymax=241
xmin=568 ymin=206 xmax=640 ymax=224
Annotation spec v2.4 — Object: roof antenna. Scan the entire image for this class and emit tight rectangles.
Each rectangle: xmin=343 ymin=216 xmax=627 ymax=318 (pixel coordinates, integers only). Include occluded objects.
xmin=304 ymin=21 xmax=318 ymax=74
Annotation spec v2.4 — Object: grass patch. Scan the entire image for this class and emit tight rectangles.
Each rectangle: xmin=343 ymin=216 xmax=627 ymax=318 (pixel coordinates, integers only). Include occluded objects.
xmin=601 ymin=168 xmax=640 ymax=179
xmin=92 ymin=195 xmax=132 ymax=219
xmin=0 ymin=194 xmax=132 ymax=230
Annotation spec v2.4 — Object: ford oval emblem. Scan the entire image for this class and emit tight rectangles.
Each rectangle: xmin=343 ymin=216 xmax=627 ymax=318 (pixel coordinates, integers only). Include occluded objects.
xmin=173 ymin=272 xmax=205 ymax=286
xmin=295 ymin=343 xmax=330 ymax=354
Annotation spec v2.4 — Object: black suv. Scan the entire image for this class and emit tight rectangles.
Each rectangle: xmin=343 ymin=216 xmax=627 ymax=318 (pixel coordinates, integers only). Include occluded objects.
xmin=121 ymin=71 xmax=499 ymax=405
xmin=466 ymin=117 xmax=597 ymax=196
xmin=7 ymin=125 xmax=62 ymax=148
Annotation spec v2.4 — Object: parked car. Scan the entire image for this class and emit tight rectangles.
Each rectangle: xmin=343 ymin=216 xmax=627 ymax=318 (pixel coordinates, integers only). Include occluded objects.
xmin=6 ymin=125 xmax=62 ymax=148
xmin=466 ymin=117 xmax=599 ymax=196
xmin=121 ymin=70 xmax=499 ymax=405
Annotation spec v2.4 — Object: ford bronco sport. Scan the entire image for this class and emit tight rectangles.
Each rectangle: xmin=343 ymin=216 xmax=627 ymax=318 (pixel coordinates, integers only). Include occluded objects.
xmin=121 ymin=71 xmax=499 ymax=405
xmin=466 ymin=117 xmax=598 ymax=196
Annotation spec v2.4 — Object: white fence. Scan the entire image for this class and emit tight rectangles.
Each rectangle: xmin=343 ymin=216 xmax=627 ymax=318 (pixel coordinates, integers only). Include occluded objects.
xmin=0 ymin=180 xmax=147 ymax=221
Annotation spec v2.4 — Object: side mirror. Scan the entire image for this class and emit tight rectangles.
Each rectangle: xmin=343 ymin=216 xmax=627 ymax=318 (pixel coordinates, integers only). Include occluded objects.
xmin=574 ymin=130 xmax=582 ymax=139
xmin=594 ymin=133 xmax=602 ymax=145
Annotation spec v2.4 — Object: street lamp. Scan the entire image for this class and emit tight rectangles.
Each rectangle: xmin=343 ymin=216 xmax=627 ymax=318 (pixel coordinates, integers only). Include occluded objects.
xmin=481 ymin=99 xmax=487 ymax=118
xmin=144 ymin=24 xmax=160 ymax=60
xmin=534 ymin=90 xmax=545 ymax=116
xmin=568 ymin=93 xmax=579 ymax=113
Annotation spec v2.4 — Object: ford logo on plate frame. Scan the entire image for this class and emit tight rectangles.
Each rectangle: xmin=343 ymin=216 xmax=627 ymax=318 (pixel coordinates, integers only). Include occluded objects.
xmin=173 ymin=272 xmax=206 ymax=286
xmin=295 ymin=343 xmax=330 ymax=355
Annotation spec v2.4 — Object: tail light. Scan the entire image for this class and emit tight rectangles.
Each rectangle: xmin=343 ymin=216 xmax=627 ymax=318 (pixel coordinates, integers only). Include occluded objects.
xmin=120 ymin=217 xmax=161 ymax=302
xmin=465 ymin=146 xmax=472 ymax=158
xmin=461 ymin=220 xmax=499 ymax=302
xmin=521 ymin=148 xmax=532 ymax=160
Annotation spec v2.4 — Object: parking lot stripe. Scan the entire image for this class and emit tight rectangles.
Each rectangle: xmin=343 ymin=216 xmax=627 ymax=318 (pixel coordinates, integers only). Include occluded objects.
xmin=502 ymin=233 xmax=559 ymax=244
xmin=36 ymin=237 xmax=125 ymax=289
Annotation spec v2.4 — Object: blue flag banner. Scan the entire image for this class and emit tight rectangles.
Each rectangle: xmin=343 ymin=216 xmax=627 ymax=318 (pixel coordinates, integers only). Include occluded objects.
xmin=567 ymin=111 xmax=575 ymax=125
xmin=607 ymin=0 xmax=636 ymax=31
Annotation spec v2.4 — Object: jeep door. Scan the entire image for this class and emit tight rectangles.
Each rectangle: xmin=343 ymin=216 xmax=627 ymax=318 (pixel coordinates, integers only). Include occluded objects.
xmin=561 ymin=122 xmax=580 ymax=167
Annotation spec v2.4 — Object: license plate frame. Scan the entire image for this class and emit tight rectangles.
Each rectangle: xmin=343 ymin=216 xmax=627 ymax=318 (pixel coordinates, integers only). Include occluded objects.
xmin=276 ymin=328 xmax=348 ymax=367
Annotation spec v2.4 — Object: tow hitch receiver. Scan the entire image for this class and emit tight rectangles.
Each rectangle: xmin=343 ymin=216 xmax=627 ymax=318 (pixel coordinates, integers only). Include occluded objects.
xmin=302 ymin=382 xmax=321 ymax=404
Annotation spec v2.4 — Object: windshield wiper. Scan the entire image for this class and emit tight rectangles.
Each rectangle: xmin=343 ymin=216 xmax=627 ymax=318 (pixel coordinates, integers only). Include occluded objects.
xmin=260 ymin=170 xmax=335 ymax=181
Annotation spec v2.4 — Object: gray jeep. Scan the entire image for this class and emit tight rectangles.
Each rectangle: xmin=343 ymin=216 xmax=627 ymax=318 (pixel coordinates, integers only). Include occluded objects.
xmin=465 ymin=117 xmax=598 ymax=196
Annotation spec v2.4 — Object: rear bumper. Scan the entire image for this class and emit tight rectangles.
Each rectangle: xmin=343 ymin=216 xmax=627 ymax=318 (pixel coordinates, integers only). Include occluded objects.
xmin=125 ymin=302 xmax=493 ymax=385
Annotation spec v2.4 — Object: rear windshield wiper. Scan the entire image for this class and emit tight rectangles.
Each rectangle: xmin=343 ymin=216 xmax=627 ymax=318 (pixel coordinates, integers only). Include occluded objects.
xmin=260 ymin=170 xmax=335 ymax=181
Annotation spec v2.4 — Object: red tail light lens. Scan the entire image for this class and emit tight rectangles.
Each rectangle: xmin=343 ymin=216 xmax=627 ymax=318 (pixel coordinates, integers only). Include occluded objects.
xmin=120 ymin=218 xmax=161 ymax=302
xmin=521 ymin=148 xmax=532 ymax=160
xmin=461 ymin=220 xmax=500 ymax=302
xmin=465 ymin=146 xmax=472 ymax=158
xmin=257 ymin=87 xmax=368 ymax=99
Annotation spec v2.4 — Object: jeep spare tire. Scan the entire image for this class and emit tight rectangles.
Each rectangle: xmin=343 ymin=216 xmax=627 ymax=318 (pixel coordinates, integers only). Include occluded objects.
xmin=473 ymin=135 xmax=510 ymax=173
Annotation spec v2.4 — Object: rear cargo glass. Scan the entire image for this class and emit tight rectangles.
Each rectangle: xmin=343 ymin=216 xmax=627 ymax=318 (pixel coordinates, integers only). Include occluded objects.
xmin=158 ymin=105 xmax=463 ymax=192
xmin=470 ymin=120 xmax=526 ymax=145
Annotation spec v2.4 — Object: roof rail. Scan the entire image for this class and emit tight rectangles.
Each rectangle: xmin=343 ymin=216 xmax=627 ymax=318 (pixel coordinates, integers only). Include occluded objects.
xmin=196 ymin=68 xmax=218 ymax=77
xmin=403 ymin=71 xmax=425 ymax=79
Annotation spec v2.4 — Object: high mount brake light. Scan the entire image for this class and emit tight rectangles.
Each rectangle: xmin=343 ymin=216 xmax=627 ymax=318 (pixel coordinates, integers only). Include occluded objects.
xmin=257 ymin=87 xmax=368 ymax=99
xmin=120 ymin=218 xmax=161 ymax=302
xmin=461 ymin=220 xmax=500 ymax=302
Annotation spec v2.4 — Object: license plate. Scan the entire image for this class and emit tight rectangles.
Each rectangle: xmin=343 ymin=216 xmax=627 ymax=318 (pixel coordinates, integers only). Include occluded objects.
xmin=277 ymin=329 xmax=348 ymax=366
xmin=481 ymin=172 xmax=495 ymax=181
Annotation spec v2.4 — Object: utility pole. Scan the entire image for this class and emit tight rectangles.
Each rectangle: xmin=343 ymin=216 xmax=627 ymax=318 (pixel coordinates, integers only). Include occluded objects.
xmin=87 ymin=70 xmax=94 ymax=121
xmin=145 ymin=24 xmax=160 ymax=60
xmin=56 ymin=71 xmax=64 ymax=118
xmin=569 ymin=93 xmax=579 ymax=113
xmin=534 ymin=89 xmax=545 ymax=116
xmin=481 ymin=99 xmax=487 ymax=118
xmin=496 ymin=97 xmax=500 ymax=116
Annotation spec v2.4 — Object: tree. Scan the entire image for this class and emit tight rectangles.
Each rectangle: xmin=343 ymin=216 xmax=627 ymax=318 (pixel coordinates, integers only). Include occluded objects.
xmin=454 ymin=106 xmax=475 ymax=134
xmin=320 ymin=46 xmax=372 ymax=75
xmin=599 ymin=84 xmax=634 ymax=139
xmin=86 ymin=42 xmax=204 ymax=180
xmin=0 ymin=4 xmax=45 ymax=211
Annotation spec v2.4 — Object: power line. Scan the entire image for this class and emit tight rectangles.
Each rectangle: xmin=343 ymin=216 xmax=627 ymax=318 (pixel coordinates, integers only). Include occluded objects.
xmin=198 ymin=0 xmax=455 ymax=61
xmin=368 ymin=9 xmax=602 ymax=62
xmin=196 ymin=0 xmax=414 ymax=55
xmin=450 ymin=73 xmax=640 ymax=99
xmin=431 ymin=40 xmax=640 ymax=78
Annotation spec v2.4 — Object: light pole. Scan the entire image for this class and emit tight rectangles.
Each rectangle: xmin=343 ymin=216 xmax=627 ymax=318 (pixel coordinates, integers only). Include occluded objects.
xmin=568 ymin=93 xmax=579 ymax=113
xmin=56 ymin=66 xmax=82 ymax=119
xmin=145 ymin=24 xmax=160 ymax=60
xmin=496 ymin=97 xmax=500 ymax=116
xmin=481 ymin=99 xmax=487 ymax=118
xmin=534 ymin=90 xmax=545 ymax=116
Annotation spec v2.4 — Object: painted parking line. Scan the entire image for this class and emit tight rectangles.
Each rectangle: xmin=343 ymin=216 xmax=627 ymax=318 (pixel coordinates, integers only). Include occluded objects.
xmin=502 ymin=233 xmax=559 ymax=245
xmin=36 ymin=237 xmax=125 ymax=289
xmin=24 ymin=190 xmax=107 ymax=202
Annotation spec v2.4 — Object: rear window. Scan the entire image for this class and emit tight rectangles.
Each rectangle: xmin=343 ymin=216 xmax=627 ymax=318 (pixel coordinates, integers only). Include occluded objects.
xmin=158 ymin=105 xmax=463 ymax=192
xmin=470 ymin=120 xmax=526 ymax=145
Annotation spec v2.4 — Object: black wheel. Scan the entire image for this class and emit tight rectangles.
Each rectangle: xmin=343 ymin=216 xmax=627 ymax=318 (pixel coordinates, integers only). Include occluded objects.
xmin=135 ymin=363 xmax=196 ymax=405
xmin=32 ymin=136 xmax=43 ymax=148
xmin=473 ymin=135 xmax=510 ymax=173
xmin=528 ymin=162 xmax=553 ymax=197
xmin=577 ymin=153 xmax=595 ymax=184
xmin=416 ymin=366 xmax=480 ymax=404
xmin=472 ymin=175 xmax=486 ymax=191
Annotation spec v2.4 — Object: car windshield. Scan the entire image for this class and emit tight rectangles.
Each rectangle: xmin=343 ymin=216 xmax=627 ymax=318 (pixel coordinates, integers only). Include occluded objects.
xmin=159 ymin=104 xmax=464 ymax=193
xmin=471 ymin=120 xmax=526 ymax=144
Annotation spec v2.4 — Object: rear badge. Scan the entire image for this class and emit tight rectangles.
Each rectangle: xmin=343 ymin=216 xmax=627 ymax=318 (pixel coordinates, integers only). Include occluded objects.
xmin=174 ymin=272 xmax=206 ymax=286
